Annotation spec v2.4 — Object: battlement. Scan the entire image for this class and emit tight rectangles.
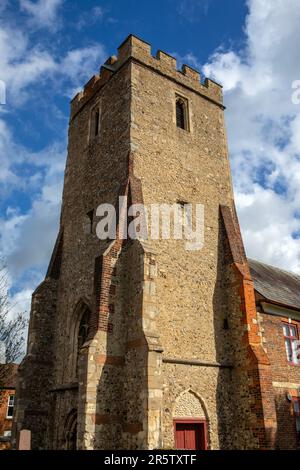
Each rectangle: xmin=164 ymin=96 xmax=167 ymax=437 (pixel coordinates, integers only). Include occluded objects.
xmin=70 ymin=34 xmax=223 ymax=119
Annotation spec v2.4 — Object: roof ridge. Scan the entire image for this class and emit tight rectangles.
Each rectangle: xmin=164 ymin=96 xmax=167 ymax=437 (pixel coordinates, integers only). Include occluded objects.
xmin=247 ymin=258 xmax=300 ymax=280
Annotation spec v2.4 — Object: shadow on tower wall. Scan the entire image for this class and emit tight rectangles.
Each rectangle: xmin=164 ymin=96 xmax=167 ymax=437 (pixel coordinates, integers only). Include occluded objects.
xmin=212 ymin=216 xmax=237 ymax=449
xmin=212 ymin=208 xmax=265 ymax=449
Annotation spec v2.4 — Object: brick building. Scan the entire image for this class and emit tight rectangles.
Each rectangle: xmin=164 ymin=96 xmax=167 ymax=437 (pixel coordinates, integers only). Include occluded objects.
xmin=249 ymin=259 xmax=300 ymax=449
xmin=0 ymin=364 xmax=18 ymax=450
xmin=12 ymin=35 xmax=300 ymax=450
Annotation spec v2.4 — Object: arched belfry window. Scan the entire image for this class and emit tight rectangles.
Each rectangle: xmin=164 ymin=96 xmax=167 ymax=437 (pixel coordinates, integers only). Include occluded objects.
xmin=176 ymin=96 xmax=189 ymax=130
xmin=78 ymin=309 xmax=90 ymax=350
xmin=74 ymin=305 xmax=91 ymax=378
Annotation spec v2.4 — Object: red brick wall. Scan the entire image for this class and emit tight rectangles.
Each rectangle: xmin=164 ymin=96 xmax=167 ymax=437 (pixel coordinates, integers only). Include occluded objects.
xmin=260 ymin=312 xmax=300 ymax=449
xmin=221 ymin=205 xmax=277 ymax=448
xmin=0 ymin=389 xmax=15 ymax=450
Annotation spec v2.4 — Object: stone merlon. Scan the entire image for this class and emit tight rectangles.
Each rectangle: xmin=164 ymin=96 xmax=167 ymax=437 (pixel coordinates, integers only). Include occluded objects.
xmin=70 ymin=34 xmax=223 ymax=119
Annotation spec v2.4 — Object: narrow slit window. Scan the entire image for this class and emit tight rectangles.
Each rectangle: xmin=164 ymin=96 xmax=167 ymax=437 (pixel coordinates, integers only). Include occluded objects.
xmin=176 ymin=97 xmax=188 ymax=130
xmin=89 ymin=105 xmax=100 ymax=141
xmin=84 ymin=210 xmax=94 ymax=234
xmin=94 ymin=109 xmax=100 ymax=136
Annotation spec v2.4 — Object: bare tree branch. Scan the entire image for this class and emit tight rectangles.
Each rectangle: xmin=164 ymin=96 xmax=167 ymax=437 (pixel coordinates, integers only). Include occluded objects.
xmin=0 ymin=259 xmax=27 ymax=398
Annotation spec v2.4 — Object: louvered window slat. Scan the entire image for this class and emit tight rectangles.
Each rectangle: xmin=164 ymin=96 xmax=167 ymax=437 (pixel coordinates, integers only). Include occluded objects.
xmin=176 ymin=100 xmax=186 ymax=129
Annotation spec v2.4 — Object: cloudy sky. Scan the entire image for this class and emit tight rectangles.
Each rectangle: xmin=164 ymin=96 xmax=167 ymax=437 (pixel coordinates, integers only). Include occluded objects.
xmin=0 ymin=0 xmax=300 ymax=321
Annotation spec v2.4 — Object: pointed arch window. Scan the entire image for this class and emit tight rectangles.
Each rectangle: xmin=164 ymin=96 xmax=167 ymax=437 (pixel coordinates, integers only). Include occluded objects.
xmin=75 ymin=307 xmax=91 ymax=377
xmin=78 ymin=310 xmax=90 ymax=349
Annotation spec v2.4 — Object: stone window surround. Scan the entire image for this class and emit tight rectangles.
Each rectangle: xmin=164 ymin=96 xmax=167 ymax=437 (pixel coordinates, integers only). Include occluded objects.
xmin=69 ymin=300 xmax=92 ymax=381
xmin=88 ymin=100 xmax=101 ymax=143
xmin=174 ymin=92 xmax=190 ymax=132
xmin=84 ymin=209 xmax=94 ymax=235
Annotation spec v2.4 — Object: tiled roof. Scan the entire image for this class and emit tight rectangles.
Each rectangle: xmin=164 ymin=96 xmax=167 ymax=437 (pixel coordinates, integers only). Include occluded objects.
xmin=248 ymin=258 xmax=300 ymax=310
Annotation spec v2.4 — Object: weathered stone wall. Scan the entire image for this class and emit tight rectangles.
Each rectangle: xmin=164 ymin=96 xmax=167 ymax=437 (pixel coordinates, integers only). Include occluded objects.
xmin=121 ymin=241 xmax=162 ymax=450
xmin=14 ymin=48 xmax=132 ymax=449
xmin=13 ymin=278 xmax=57 ymax=449
xmin=174 ymin=390 xmax=207 ymax=418
xmin=128 ymin=36 xmax=248 ymax=449
xmin=50 ymin=58 xmax=132 ymax=449
xmin=62 ymin=34 xmax=239 ymax=449
xmin=217 ymin=261 xmax=259 ymax=449
xmin=14 ymin=34 xmax=270 ymax=450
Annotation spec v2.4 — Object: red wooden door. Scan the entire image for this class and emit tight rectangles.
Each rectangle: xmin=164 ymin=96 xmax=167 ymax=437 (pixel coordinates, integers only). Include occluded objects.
xmin=175 ymin=423 xmax=186 ymax=449
xmin=175 ymin=421 xmax=206 ymax=450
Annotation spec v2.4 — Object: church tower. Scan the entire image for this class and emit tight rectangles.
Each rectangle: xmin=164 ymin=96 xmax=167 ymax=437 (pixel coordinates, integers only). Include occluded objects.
xmin=13 ymin=35 xmax=274 ymax=450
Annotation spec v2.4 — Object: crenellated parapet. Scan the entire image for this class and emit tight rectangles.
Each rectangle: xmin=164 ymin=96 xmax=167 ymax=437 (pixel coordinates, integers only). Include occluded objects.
xmin=70 ymin=34 xmax=223 ymax=119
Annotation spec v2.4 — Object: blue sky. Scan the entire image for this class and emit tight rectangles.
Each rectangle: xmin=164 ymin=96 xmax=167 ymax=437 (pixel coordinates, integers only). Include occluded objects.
xmin=1 ymin=0 xmax=300 ymax=319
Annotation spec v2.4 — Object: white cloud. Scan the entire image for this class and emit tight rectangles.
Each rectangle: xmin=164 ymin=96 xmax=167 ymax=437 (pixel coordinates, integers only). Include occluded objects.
xmin=236 ymin=186 xmax=300 ymax=273
xmin=0 ymin=134 xmax=65 ymax=327
xmin=0 ymin=143 xmax=64 ymax=329
xmin=0 ymin=4 xmax=106 ymax=326
xmin=204 ymin=51 xmax=245 ymax=91
xmin=178 ymin=0 xmax=211 ymax=20
xmin=0 ymin=139 xmax=65 ymax=279
xmin=75 ymin=6 xmax=104 ymax=31
xmin=0 ymin=4 xmax=106 ymax=104
xmin=0 ymin=5 xmax=105 ymax=318
xmin=0 ymin=21 xmax=105 ymax=104
xmin=60 ymin=44 xmax=106 ymax=96
xmin=0 ymin=25 xmax=56 ymax=104
xmin=171 ymin=51 xmax=201 ymax=71
xmin=0 ymin=2 xmax=110 ymax=362
xmin=0 ymin=119 xmax=23 ymax=192
xmin=19 ymin=0 xmax=63 ymax=32
xmin=203 ymin=0 xmax=300 ymax=273
xmin=9 ymin=288 xmax=32 ymax=317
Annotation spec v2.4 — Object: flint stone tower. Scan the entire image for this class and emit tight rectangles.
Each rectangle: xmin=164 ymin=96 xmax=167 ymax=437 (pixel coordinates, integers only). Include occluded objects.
xmin=13 ymin=35 xmax=274 ymax=450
